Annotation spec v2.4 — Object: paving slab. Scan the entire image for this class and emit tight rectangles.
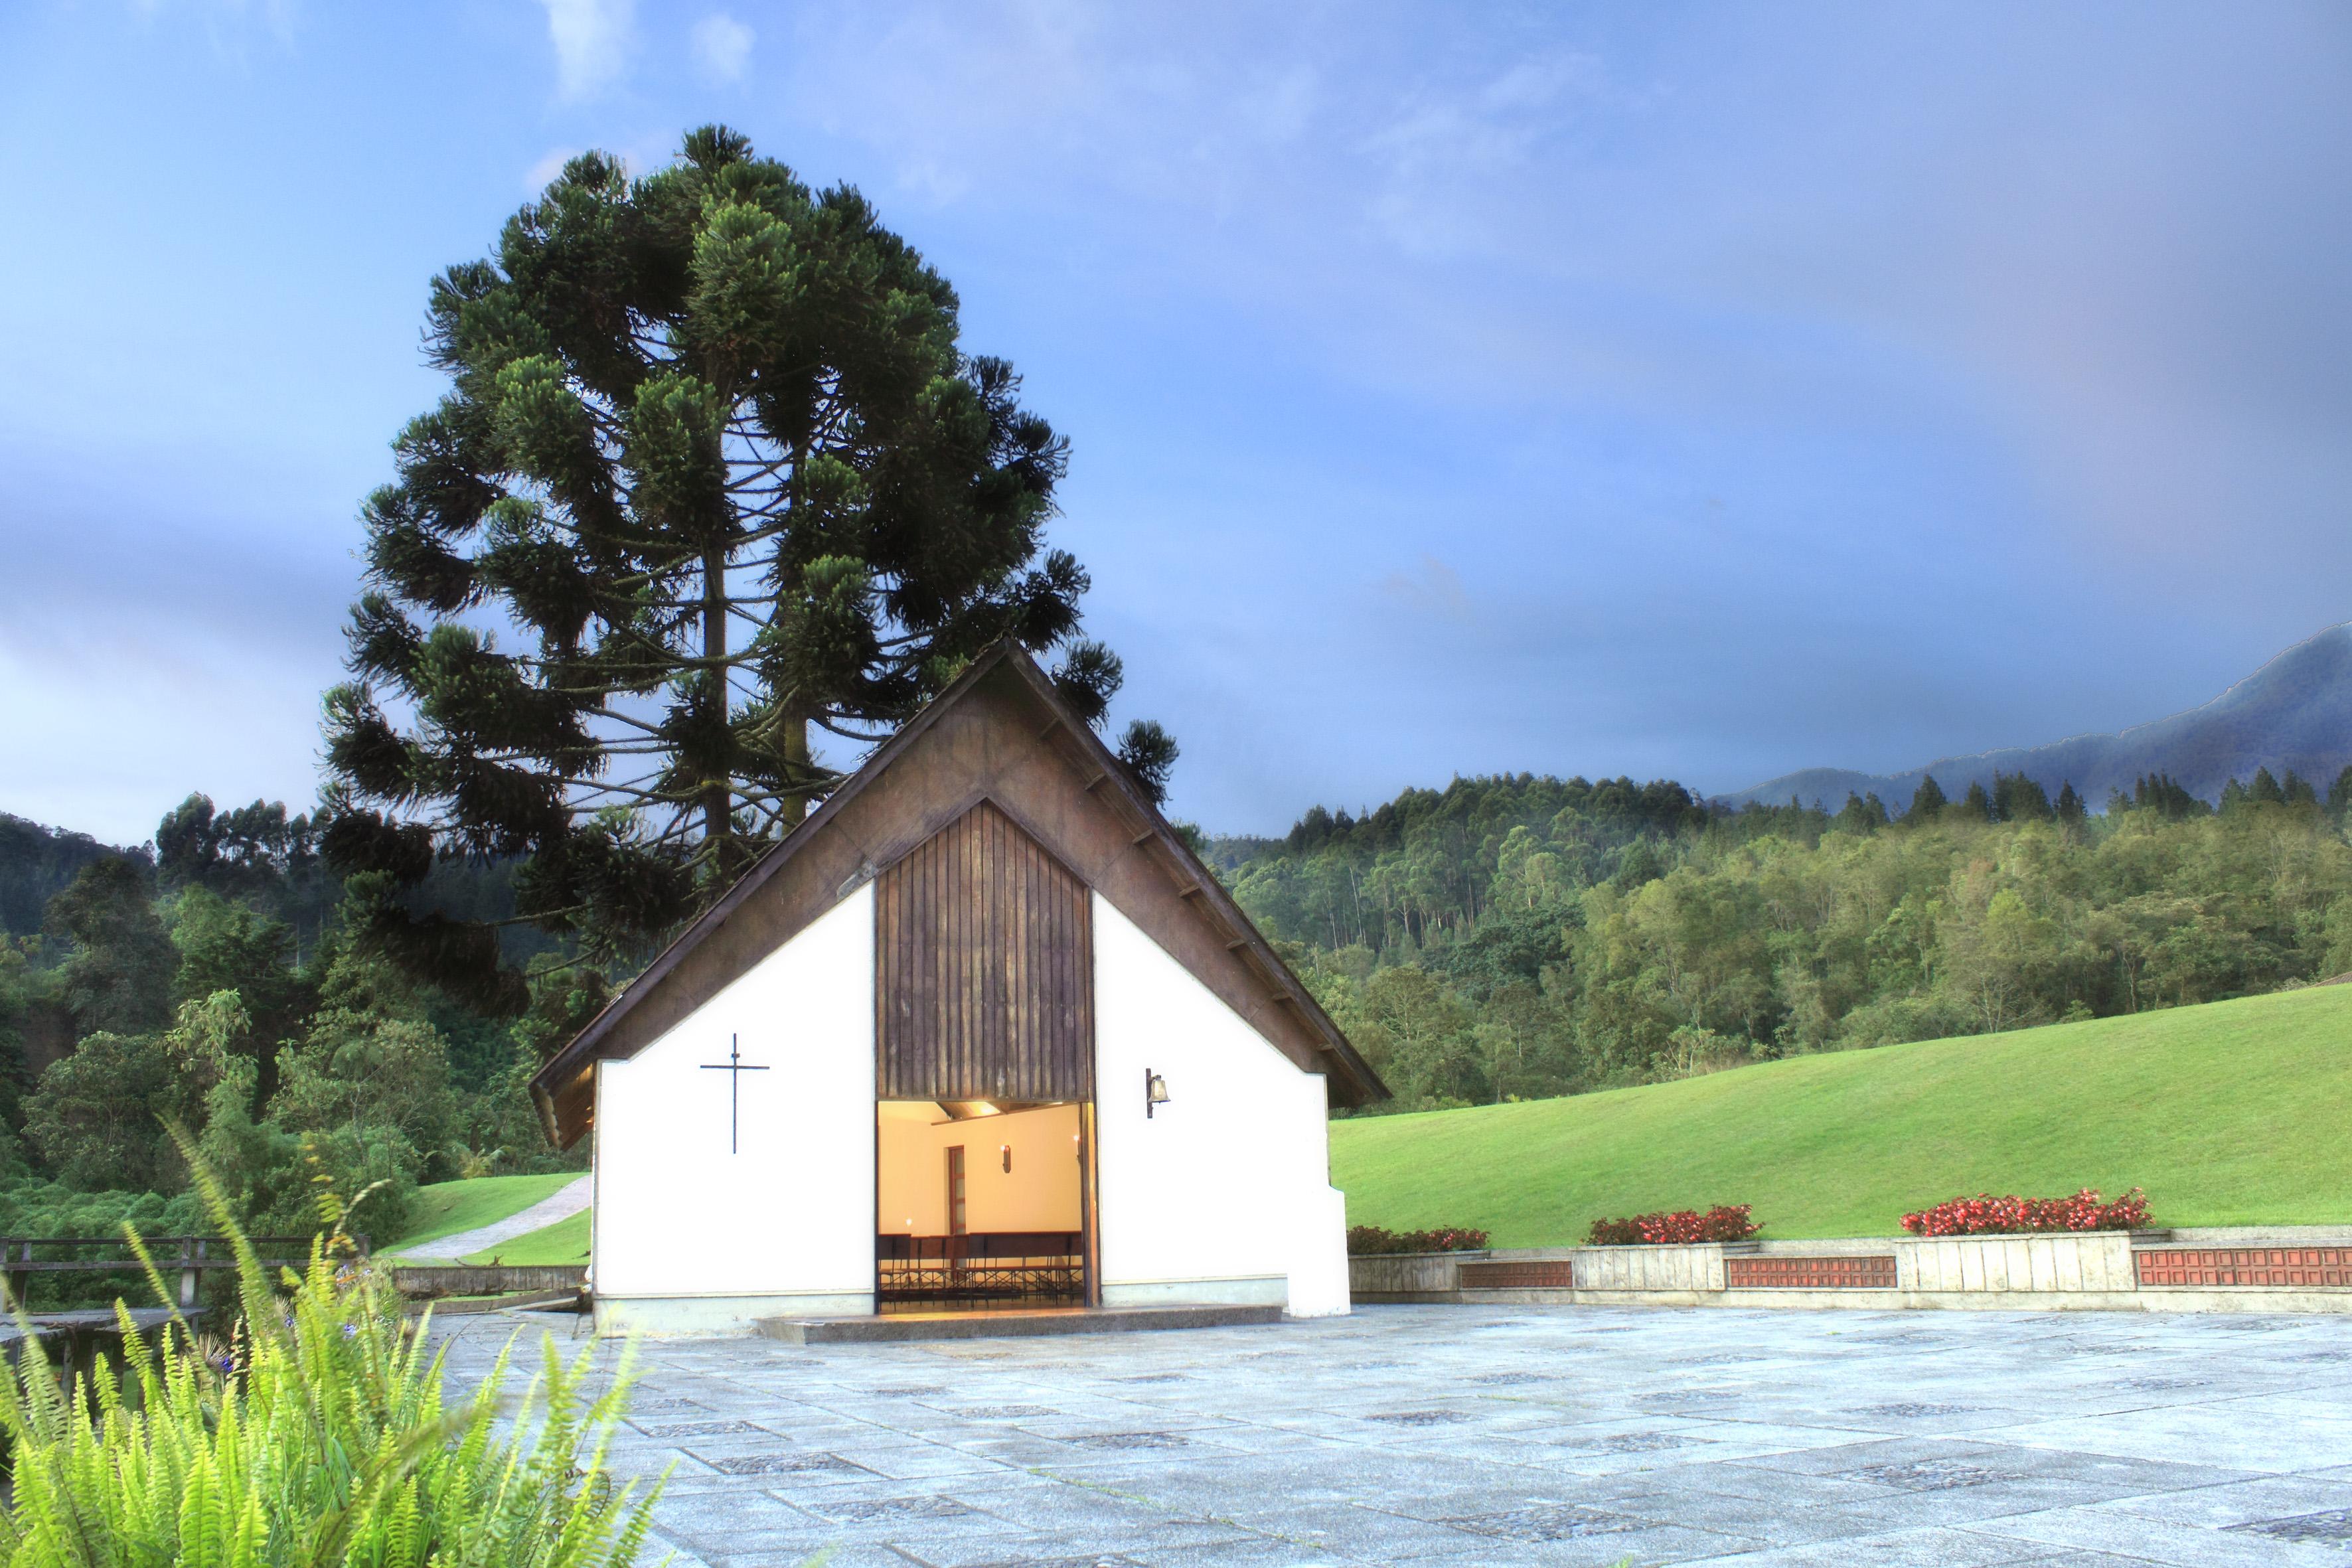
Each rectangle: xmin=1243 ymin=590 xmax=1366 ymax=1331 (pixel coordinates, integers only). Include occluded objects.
xmin=431 ymin=1302 xmax=2352 ymax=1565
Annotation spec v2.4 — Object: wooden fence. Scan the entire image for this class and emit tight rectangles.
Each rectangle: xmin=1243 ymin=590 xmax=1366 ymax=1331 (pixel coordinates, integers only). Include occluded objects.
xmin=0 ymin=1236 xmax=370 ymax=1311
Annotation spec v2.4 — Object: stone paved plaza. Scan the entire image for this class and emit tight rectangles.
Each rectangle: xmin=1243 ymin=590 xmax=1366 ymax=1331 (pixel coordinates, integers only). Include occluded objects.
xmin=434 ymin=1304 xmax=2352 ymax=1567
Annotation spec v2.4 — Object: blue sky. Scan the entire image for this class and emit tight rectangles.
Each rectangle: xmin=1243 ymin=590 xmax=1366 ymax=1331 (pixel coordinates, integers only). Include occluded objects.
xmin=3 ymin=2 xmax=2348 ymax=844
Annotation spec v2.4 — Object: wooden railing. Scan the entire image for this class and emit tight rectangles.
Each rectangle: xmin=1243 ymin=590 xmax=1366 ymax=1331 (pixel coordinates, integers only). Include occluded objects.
xmin=0 ymin=1237 xmax=370 ymax=1312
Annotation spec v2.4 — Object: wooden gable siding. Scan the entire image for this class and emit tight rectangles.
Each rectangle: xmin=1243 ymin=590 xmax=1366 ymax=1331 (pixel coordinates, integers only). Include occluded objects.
xmin=877 ymin=802 xmax=1093 ymax=1101
xmin=533 ymin=651 xmax=1380 ymax=1146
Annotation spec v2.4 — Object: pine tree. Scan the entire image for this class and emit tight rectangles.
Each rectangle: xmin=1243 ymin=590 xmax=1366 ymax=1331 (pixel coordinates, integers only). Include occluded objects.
xmin=2055 ymin=781 xmax=2086 ymax=824
xmin=1958 ymin=780 xmax=1995 ymax=821
xmin=1116 ymin=720 xmax=1180 ymax=808
xmin=43 ymin=858 xmax=175 ymax=1038
xmin=1906 ymin=775 xmax=1948 ymax=823
xmin=322 ymin=127 xmax=1157 ymax=1004
xmin=1991 ymin=771 xmax=2053 ymax=823
xmin=2327 ymin=765 xmax=2352 ymax=822
xmin=1834 ymin=792 xmax=1888 ymax=833
xmin=2129 ymin=773 xmax=2206 ymax=821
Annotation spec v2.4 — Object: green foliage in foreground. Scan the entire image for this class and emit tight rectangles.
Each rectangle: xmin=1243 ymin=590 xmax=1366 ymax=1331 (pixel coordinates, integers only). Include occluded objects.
xmin=0 ymin=1165 xmax=660 ymax=1568
xmin=386 ymin=1174 xmax=584 ymax=1257
xmin=465 ymin=1209 xmax=590 ymax=1268
xmin=1330 ymin=982 xmax=2352 ymax=1242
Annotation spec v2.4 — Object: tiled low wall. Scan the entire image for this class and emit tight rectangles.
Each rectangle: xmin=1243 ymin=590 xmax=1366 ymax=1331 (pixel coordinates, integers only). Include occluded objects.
xmin=1351 ymin=1229 xmax=2352 ymax=1313
xmin=1726 ymin=1255 xmax=1896 ymax=1290
xmin=2137 ymin=1245 xmax=2352 ymax=1289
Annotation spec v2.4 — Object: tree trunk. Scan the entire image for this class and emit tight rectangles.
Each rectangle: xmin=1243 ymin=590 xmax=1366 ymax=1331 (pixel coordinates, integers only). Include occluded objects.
xmin=701 ymin=545 xmax=734 ymax=864
xmin=778 ymin=711 xmax=812 ymax=830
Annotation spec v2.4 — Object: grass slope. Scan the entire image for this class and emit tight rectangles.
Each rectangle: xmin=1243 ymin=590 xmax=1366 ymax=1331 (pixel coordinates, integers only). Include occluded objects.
xmin=382 ymin=1173 xmax=582 ymax=1257
xmin=463 ymin=1209 xmax=589 ymax=1267
xmin=1330 ymin=984 xmax=2352 ymax=1242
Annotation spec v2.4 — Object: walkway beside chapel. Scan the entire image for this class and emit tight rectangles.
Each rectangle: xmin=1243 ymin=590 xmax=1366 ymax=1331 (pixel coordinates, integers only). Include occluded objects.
xmin=400 ymin=1175 xmax=591 ymax=1262
xmin=431 ymin=1303 xmax=2352 ymax=1565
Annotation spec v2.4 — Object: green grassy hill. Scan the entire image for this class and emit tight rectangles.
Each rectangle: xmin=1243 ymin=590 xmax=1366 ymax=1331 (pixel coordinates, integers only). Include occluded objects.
xmin=382 ymin=1173 xmax=582 ymax=1257
xmin=1330 ymin=984 xmax=2352 ymax=1242
xmin=462 ymin=1210 xmax=589 ymax=1267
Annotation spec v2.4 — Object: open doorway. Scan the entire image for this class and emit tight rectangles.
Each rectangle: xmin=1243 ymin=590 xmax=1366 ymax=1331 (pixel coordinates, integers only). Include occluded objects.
xmin=876 ymin=1099 xmax=1095 ymax=1313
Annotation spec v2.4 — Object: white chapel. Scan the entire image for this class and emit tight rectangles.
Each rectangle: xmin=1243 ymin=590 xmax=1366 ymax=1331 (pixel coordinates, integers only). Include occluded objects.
xmin=530 ymin=645 xmax=1387 ymax=1336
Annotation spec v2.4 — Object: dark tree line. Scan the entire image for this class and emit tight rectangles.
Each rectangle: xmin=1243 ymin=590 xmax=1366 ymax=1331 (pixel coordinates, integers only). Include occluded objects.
xmin=0 ymin=793 xmax=585 ymax=1249
xmin=1221 ymin=765 xmax=2352 ymax=1113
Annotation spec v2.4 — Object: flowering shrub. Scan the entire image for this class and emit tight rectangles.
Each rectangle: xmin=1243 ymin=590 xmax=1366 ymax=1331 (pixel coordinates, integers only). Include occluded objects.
xmin=1901 ymin=1187 xmax=2151 ymax=1236
xmin=1346 ymin=1224 xmax=1490 ymax=1255
xmin=1585 ymin=1205 xmax=1759 ymax=1245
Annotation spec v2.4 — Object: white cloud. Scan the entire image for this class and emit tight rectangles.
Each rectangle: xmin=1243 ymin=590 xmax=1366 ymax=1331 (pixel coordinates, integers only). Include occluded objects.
xmin=130 ymin=0 xmax=301 ymax=54
xmin=691 ymin=13 xmax=754 ymax=85
xmin=540 ymin=0 xmax=635 ymax=102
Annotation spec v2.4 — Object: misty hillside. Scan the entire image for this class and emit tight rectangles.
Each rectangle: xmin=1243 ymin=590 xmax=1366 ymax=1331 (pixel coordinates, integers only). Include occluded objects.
xmin=0 ymin=815 xmax=146 ymax=937
xmin=1722 ymin=621 xmax=2352 ymax=811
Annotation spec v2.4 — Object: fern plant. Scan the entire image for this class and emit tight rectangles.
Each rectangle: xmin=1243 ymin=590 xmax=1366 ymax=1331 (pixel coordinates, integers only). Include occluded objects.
xmin=0 ymin=1149 xmax=665 ymax=1568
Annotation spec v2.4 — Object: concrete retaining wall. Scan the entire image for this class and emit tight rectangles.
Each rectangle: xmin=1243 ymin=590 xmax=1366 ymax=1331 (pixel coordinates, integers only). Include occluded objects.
xmin=1347 ymin=1250 xmax=1492 ymax=1302
xmin=1899 ymin=1233 xmax=2137 ymax=1293
xmin=1352 ymin=1229 xmax=2352 ymax=1314
xmin=1575 ymin=1244 xmax=1725 ymax=1291
xmin=390 ymin=1264 xmax=588 ymax=1298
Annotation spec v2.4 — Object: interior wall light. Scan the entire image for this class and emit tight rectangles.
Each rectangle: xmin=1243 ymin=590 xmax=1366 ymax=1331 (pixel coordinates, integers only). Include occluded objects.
xmin=1145 ymin=1070 xmax=1171 ymax=1119
xmin=1001 ymin=1144 xmax=1012 ymax=1173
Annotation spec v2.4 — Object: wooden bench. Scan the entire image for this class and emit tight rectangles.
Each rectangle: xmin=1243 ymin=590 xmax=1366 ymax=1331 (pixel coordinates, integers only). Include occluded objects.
xmin=877 ymin=1232 xmax=1082 ymax=1302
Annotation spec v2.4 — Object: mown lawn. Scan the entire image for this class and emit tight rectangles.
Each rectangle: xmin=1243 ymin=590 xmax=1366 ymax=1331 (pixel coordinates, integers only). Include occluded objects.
xmin=463 ymin=1208 xmax=589 ymax=1267
xmin=1330 ymin=984 xmax=2352 ymax=1242
xmin=382 ymin=1172 xmax=582 ymax=1257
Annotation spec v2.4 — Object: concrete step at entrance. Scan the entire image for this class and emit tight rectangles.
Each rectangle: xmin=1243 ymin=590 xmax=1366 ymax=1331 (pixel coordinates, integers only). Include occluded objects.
xmin=757 ymin=1302 xmax=1283 ymax=1344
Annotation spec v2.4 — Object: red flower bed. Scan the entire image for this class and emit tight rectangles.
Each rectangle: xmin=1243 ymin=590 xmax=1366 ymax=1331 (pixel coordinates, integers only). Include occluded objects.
xmin=1346 ymin=1225 xmax=1490 ymax=1255
xmin=1585 ymin=1204 xmax=1759 ymax=1245
xmin=1900 ymin=1188 xmax=2150 ymax=1237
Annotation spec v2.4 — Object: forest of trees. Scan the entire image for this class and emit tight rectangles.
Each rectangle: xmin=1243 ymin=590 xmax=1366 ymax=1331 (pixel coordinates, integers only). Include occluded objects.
xmin=0 ymin=797 xmax=585 ymax=1251
xmin=1214 ymin=765 xmax=2352 ymax=1113
xmin=2 ymin=758 xmax=2346 ymax=1246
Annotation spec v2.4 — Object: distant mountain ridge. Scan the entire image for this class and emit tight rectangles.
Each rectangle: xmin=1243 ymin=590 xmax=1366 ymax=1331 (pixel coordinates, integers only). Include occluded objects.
xmin=1720 ymin=622 xmax=2352 ymax=812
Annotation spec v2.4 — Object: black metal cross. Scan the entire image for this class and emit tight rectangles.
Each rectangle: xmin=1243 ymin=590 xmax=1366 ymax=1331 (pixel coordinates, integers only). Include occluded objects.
xmin=698 ymin=1034 xmax=769 ymax=1154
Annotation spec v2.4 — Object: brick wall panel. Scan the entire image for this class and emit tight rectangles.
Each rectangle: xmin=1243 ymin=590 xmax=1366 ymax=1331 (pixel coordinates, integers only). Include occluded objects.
xmin=1723 ymin=1255 xmax=1897 ymax=1290
xmin=1459 ymin=1261 xmax=1576 ymax=1290
xmin=2136 ymin=1247 xmax=2352 ymax=1289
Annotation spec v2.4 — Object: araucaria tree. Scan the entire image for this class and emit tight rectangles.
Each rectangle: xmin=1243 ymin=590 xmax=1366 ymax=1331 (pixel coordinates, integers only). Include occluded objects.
xmin=326 ymin=127 xmax=1165 ymax=1004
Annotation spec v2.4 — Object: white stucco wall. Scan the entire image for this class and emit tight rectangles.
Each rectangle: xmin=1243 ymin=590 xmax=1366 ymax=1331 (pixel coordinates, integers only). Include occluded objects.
xmin=1091 ymin=895 xmax=1352 ymax=1316
xmin=876 ymin=1101 xmax=1083 ymax=1238
xmin=592 ymin=884 xmax=876 ymax=1334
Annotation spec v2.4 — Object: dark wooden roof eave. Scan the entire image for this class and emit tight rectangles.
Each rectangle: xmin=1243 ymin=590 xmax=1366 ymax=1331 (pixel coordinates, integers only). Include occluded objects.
xmin=526 ymin=643 xmax=1389 ymax=1144
xmin=987 ymin=653 xmax=1387 ymax=1109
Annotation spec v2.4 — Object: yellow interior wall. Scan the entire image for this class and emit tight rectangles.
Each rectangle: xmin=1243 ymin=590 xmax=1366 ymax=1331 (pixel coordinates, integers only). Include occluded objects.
xmin=876 ymin=1100 xmax=1083 ymax=1237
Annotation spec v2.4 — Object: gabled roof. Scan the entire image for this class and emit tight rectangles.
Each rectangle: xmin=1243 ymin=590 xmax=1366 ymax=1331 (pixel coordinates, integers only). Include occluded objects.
xmin=529 ymin=643 xmax=1385 ymax=1146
